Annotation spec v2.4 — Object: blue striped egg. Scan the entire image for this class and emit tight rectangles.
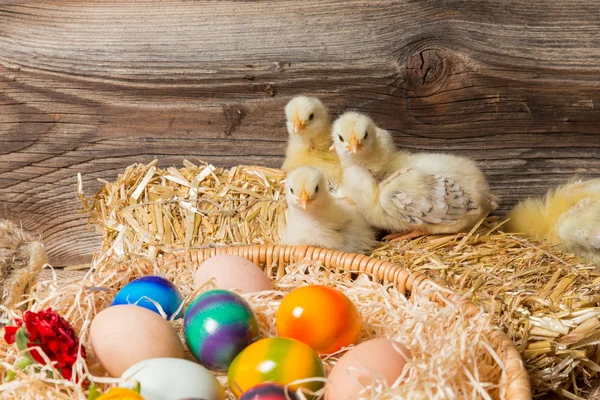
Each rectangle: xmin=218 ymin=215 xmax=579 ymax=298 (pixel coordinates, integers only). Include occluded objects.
xmin=184 ymin=289 xmax=260 ymax=371
xmin=112 ymin=275 xmax=184 ymax=320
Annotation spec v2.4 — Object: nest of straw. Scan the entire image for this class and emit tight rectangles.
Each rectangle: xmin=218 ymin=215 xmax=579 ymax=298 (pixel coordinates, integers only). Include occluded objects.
xmin=73 ymin=159 xmax=600 ymax=399
xmin=0 ymin=258 xmax=507 ymax=400
xmin=0 ymin=219 xmax=48 ymax=315
xmin=1 ymin=159 xmax=599 ymax=399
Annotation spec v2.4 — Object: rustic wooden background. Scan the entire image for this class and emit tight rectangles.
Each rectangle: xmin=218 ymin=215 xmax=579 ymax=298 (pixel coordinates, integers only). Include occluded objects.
xmin=1 ymin=0 xmax=599 ymax=267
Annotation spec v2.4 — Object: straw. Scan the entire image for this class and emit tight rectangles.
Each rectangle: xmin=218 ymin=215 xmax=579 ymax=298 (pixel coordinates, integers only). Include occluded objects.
xmin=78 ymin=159 xmax=600 ymax=398
xmin=0 ymin=261 xmax=507 ymax=400
xmin=2 ymin=158 xmax=599 ymax=399
xmin=0 ymin=219 xmax=48 ymax=316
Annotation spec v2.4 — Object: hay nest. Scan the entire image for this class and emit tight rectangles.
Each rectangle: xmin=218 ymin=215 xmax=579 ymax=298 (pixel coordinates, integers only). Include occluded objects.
xmin=76 ymin=160 xmax=600 ymax=399
xmin=0 ymin=220 xmax=48 ymax=315
xmin=0 ymin=256 xmax=508 ymax=400
xmin=1 ymin=159 xmax=599 ymax=399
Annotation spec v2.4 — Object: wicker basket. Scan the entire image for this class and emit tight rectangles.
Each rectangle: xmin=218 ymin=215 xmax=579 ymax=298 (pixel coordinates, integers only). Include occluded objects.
xmin=138 ymin=244 xmax=532 ymax=400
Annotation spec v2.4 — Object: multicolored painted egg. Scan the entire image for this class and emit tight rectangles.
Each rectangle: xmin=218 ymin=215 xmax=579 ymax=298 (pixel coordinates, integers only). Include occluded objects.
xmin=184 ymin=289 xmax=260 ymax=371
xmin=112 ymin=275 xmax=184 ymax=320
xmin=275 ymin=285 xmax=362 ymax=354
xmin=239 ymin=383 xmax=299 ymax=400
xmin=227 ymin=337 xmax=325 ymax=398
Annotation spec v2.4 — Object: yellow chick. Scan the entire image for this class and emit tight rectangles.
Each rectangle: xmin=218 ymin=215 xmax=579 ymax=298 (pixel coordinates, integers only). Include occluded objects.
xmin=281 ymin=166 xmax=378 ymax=254
xmin=282 ymin=96 xmax=342 ymax=192
xmin=332 ymin=112 xmax=498 ymax=241
xmin=504 ymin=179 xmax=600 ymax=265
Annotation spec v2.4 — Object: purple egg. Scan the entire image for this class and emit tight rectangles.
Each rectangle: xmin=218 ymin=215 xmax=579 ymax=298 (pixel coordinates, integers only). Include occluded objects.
xmin=183 ymin=289 xmax=260 ymax=371
xmin=239 ymin=383 xmax=299 ymax=400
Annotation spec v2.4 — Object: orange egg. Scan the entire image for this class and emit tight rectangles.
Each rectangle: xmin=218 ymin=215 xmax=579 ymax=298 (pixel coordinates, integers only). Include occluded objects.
xmin=275 ymin=285 xmax=361 ymax=354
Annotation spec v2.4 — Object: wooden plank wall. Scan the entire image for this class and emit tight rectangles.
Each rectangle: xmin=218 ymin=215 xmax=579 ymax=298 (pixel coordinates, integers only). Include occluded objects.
xmin=1 ymin=1 xmax=599 ymax=266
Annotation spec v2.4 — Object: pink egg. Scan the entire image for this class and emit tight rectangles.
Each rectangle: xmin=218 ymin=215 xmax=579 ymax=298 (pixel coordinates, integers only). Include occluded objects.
xmin=325 ymin=338 xmax=411 ymax=400
xmin=194 ymin=254 xmax=273 ymax=294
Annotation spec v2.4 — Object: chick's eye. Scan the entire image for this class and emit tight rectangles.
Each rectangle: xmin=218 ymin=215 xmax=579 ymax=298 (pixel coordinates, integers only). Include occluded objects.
xmin=364 ymin=132 xmax=368 ymax=139
xmin=309 ymin=113 xmax=314 ymax=120
xmin=338 ymin=135 xmax=344 ymax=142
xmin=290 ymin=188 xmax=294 ymax=194
xmin=315 ymin=185 xmax=319 ymax=193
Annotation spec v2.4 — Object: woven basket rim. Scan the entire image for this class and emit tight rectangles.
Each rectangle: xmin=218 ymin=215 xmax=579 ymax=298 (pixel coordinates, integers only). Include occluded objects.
xmin=136 ymin=243 xmax=532 ymax=400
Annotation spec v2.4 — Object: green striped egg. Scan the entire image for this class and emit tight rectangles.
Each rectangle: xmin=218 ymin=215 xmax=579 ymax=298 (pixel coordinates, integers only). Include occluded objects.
xmin=183 ymin=289 xmax=259 ymax=371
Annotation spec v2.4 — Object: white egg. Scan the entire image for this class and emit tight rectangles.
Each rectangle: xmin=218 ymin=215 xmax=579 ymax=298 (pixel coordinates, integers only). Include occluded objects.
xmin=120 ymin=357 xmax=225 ymax=400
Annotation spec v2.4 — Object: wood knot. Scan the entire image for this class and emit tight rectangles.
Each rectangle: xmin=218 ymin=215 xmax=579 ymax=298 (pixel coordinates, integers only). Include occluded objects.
xmin=406 ymin=48 xmax=447 ymax=90
xmin=222 ymin=105 xmax=246 ymax=136
xmin=249 ymin=83 xmax=277 ymax=97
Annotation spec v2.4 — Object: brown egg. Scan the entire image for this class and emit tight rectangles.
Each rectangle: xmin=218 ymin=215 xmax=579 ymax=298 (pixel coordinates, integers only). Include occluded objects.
xmin=325 ymin=338 xmax=411 ymax=400
xmin=194 ymin=255 xmax=273 ymax=294
xmin=90 ymin=305 xmax=185 ymax=377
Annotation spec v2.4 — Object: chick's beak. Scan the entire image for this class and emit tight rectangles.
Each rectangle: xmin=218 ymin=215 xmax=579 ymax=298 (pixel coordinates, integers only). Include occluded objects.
xmin=347 ymin=130 xmax=362 ymax=154
xmin=293 ymin=115 xmax=307 ymax=133
xmin=298 ymin=187 xmax=311 ymax=210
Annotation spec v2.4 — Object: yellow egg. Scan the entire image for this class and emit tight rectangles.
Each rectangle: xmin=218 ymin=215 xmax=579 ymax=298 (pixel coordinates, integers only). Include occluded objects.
xmin=194 ymin=255 xmax=273 ymax=294
xmin=325 ymin=338 xmax=411 ymax=400
xmin=90 ymin=305 xmax=185 ymax=377
xmin=228 ymin=337 xmax=324 ymax=398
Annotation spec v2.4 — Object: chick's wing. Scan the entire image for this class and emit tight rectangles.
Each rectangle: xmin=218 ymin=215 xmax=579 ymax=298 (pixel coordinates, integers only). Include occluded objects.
xmin=380 ymin=167 xmax=476 ymax=226
xmin=558 ymin=197 xmax=600 ymax=250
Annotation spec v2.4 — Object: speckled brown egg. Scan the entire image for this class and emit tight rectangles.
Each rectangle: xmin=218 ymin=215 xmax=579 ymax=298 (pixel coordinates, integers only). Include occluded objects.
xmin=90 ymin=304 xmax=185 ymax=377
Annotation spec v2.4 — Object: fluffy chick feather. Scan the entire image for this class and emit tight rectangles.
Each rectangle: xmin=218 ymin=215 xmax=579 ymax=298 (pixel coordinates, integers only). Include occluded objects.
xmin=281 ymin=96 xmax=342 ymax=192
xmin=281 ymin=166 xmax=377 ymax=254
xmin=332 ymin=112 xmax=498 ymax=240
xmin=505 ymin=179 xmax=600 ymax=265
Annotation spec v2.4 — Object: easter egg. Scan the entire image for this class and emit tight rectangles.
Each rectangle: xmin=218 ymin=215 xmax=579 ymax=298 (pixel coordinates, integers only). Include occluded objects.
xmin=121 ymin=358 xmax=225 ymax=400
xmin=276 ymin=285 xmax=362 ymax=354
xmin=90 ymin=305 xmax=185 ymax=377
xmin=239 ymin=383 xmax=299 ymax=400
xmin=184 ymin=289 xmax=260 ymax=371
xmin=95 ymin=388 xmax=144 ymax=400
xmin=194 ymin=255 xmax=273 ymax=294
xmin=227 ymin=337 xmax=325 ymax=398
xmin=112 ymin=275 xmax=184 ymax=320
xmin=325 ymin=338 xmax=411 ymax=400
